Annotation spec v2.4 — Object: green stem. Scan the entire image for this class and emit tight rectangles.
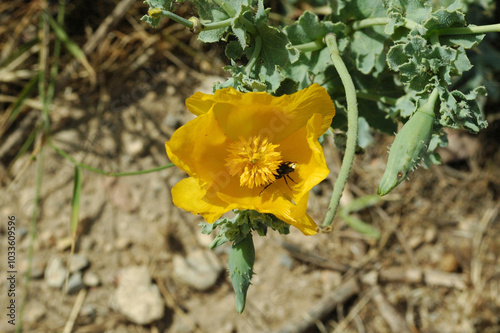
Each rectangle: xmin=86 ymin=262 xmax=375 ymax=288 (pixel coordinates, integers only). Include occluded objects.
xmin=351 ymin=17 xmax=499 ymax=36
xmin=38 ymin=11 xmax=50 ymax=133
xmin=245 ymin=35 xmax=262 ymax=74
xmin=158 ymin=10 xmax=194 ymax=28
xmin=438 ymin=23 xmax=500 ymax=35
xmin=351 ymin=17 xmax=419 ymax=31
xmin=240 ymin=16 xmax=257 ymax=35
xmin=202 ymin=17 xmax=233 ymax=31
xmin=17 ymin=146 xmax=44 ymax=333
xmin=291 ymin=39 xmax=325 ymax=52
xmin=46 ymin=0 xmax=65 ymax=114
xmin=323 ymin=33 xmax=359 ymax=227
xmin=50 ymin=142 xmax=174 ymax=176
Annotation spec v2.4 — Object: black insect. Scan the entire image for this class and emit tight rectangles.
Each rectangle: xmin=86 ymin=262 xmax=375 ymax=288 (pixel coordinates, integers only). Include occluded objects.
xmin=260 ymin=162 xmax=297 ymax=195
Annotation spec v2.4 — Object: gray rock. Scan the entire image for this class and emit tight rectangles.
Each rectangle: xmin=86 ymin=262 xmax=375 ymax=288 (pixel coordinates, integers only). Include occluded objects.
xmin=83 ymin=271 xmax=101 ymax=287
xmin=173 ymin=249 xmax=223 ymax=291
xmin=69 ymin=254 xmax=90 ymax=272
xmin=45 ymin=257 xmax=67 ymax=288
xmin=65 ymin=272 xmax=85 ymax=294
xmin=113 ymin=266 xmax=164 ymax=325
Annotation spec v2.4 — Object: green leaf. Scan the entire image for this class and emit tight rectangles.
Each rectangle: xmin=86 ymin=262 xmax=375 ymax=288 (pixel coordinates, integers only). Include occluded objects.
xmin=331 ymin=0 xmax=388 ymax=21
xmin=438 ymin=86 xmax=488 ymax=133
xmin=387 ymin=0 xmax=433 ymax=27
xmin=143 ymin=0 xmax=173 ymax=9
xmin=350 ymin=28 xmax=385 ymax=74
xmin=70 ymin=166 xmax=82 ymax=235
xmin=439 ymin=33 xmax=485 ymax=49
xmin=251 ymin=2 xmax=298 ymax=91
xmin=285 ymin=11 xmax=345 ymax=45
xmin=225 ymin=40 xmax=244 ymax=60
xmin=424 ymin=2 xmax=466 ymax=33
xmin=358 ymin=100 xmax=398 ymax=134
xmin=342 ymin=214 xmax=381 ymax=239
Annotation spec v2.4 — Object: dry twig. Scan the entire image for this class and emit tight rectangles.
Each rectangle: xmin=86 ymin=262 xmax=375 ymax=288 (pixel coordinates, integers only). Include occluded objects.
xmin=276 ymin=279 xmax=359 ymax=333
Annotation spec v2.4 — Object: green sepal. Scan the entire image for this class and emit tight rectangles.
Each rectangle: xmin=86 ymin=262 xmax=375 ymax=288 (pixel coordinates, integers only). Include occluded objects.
xmin=228 ymin=234 xmax=255 ymax=313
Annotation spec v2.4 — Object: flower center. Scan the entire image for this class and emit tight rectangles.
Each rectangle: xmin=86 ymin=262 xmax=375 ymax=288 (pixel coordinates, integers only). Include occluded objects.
xmin=225 ymin=136 xmax=283 ymax=188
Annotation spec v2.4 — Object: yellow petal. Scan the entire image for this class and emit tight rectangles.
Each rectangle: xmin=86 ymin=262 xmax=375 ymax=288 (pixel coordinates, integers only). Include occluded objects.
xmin=165 ymin=110 xmax=229 ymax=187
xmin=279 ymin=113 xmax=329 ymax=204
xmin=185 ymin=91 xmax=215 ymax=116
xmin=171 ymin=177 xmax=229 ymax=223
xmin=211 ymin=84 xmax=335 ymax=142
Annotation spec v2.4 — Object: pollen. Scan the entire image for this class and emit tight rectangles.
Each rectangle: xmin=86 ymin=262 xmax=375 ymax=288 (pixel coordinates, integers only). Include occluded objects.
xmin=225 ymin=136 xmax=283 ymax=188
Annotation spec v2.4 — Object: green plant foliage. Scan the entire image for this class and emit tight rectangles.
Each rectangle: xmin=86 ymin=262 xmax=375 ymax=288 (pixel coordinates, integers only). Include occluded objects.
xmin=142 ymin=0 xmax=495 ymax=194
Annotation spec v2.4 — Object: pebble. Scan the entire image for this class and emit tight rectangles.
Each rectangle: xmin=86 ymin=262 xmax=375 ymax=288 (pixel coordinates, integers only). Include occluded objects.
xmin=22 ymin=300 xmax=46 ymax=323
xmin=164 ymin=112 xmax=181 ymax=129
xmin=65 ymin=272 xmax=85 ymax=294
xmin=69 ymin=253 xmax=90 ymax=272
xmin=123 ymin=134 xmax=145 ymax=157
xmin=279 ymin=253 xmax=295 ymax=270
xmin=440 ymin=253 xmax=460 ymax=273
xmin=113 ymin=266 xmax=164 ymax=325
xmin=83 ymin=271 xmax=101 ymax=287
xmin=45 ymin=257 xmax=67 ymax=288
xmin=173 ymin=249 xmax=223 ymax=291
xmin=19 ymin=256 xmax=46 ymax=279
xmin=56 ymin=237 xmax=73 ymax=251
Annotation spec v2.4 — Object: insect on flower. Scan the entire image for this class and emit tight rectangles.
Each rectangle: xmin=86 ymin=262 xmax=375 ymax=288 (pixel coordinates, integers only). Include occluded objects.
xmin=260 ymin=161 xmax=297 ymax=195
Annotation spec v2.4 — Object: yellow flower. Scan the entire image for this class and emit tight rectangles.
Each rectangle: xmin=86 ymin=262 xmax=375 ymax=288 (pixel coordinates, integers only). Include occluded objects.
xmin=165 ymin=84 xmax=335 ymax=235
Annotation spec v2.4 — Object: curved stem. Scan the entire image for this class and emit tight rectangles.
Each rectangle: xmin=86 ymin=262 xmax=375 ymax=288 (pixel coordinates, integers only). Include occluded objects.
xmin=202 ymin=17 xmax=233 ymax=31
xmin=291 ymin=39 xmax=325 ymax=52
xmin=323 ymin=33 xmax=359 ymax=227
xmin=154 ymin=10 xmax=194 ymax=29
xmin=50 ymin=142 xmax=174 ymax=177
xmin=245 ymin=35 xmax=262 ymax=74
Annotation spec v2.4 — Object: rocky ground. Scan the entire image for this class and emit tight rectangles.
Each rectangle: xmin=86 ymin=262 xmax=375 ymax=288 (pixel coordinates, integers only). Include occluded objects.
xmin=1 ymin=1 xmax=499 ymax=332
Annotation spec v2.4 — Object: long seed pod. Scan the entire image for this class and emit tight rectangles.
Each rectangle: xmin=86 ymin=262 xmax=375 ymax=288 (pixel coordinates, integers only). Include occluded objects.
xmin=378 ymin=88 xmax=439 ymax=196
xmin=228 ymin=233 xmax=255 ymax=313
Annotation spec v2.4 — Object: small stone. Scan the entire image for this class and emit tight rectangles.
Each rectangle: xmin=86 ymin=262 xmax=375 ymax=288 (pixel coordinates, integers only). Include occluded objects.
xmin=69 ymin=254 xmax=90 ymax=272
xmin=164 ymin=112 xmax=181 ymax=129
xmin=23 ymin=300 xmax=46 ymax=323
xmin=424 ymin=227 xmax=437 ymax=243
xmin=440 ymin=253 xmax=460 ymax=273
xmin=20 ymin=256 xmax=46 ymax=279
xmin=65 ymin=272 xmax=85 ymax=294
xmin=115 ymin=237 xmax=132 ymax=250
xmin=173 ymin=250 xmax=223 ymax=291
xmin=56 ymin=237 xmax=73 ymax=251
xmin=45 ymin=257 xmax=67 ymax=288
xmin=83 ymin=271 xmax=101 ymax=287
xmin=279 ymin=253 xmax=295 ymax=270
xmin=80 ymin=303 xmax=97 ymax=319
xmin=113 ymin=266 xmax=164 ymax=325
xmin=124 ymin=135 xmax=145 ymax=157
xmin=18 ymin=226 xmax=28 ymax=240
